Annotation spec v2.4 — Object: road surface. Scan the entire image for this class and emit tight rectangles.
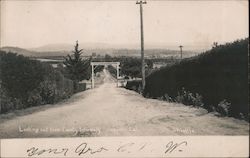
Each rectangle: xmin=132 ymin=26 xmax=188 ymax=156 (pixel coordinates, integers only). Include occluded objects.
xmin=0 ymin=69 xmax=248 ymax=138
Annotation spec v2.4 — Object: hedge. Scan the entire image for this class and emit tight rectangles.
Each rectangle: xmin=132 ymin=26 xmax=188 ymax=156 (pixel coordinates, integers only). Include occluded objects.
xmin=143 ymin=38 xmax=249 ymax=120
xmin=0 ymin=51 xmax=74 ymax=113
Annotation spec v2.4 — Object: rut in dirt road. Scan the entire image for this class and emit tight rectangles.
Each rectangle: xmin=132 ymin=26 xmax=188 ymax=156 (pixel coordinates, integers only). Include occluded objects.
xmin=0 ymin=69 xmax=249 ymax=138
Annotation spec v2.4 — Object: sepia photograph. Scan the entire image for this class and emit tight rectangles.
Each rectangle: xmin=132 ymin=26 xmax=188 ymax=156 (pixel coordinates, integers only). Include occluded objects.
xmin=0 ymin=0 xmax=249 ymax=157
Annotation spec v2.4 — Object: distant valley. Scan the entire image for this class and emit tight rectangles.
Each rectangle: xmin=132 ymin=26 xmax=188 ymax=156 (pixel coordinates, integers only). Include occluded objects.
xmin=0 ymin=43 xmax=203 ymax=59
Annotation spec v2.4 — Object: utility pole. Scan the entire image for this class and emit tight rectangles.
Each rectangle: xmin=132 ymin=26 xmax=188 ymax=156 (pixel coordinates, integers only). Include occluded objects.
xmin=136 ymin=0 xmax=146 ymax=90
xmin=179 ymin=45 xmax=183 ymax=59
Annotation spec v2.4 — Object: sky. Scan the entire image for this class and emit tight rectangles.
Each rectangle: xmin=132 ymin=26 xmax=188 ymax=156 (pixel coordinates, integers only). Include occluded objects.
xmin=0 ymin=0 xmax=249 ymax=50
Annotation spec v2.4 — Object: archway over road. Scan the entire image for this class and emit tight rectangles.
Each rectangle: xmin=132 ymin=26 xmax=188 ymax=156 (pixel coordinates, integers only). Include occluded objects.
xmin=91 ymin=62 xmax=120 ymax=88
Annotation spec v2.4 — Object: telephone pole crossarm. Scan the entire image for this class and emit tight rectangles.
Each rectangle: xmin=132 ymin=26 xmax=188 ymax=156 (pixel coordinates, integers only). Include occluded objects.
xmin=136 ymin=1 xmax=147 ymax=4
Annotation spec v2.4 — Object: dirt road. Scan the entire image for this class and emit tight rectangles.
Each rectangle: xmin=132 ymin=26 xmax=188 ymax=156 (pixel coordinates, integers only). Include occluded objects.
xmin=0 ymin=69 xmax=248 ymax=138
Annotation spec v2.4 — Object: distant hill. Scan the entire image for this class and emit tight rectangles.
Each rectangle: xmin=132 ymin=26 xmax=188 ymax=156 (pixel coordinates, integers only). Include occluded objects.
xmin=29 ymin=43 xmax=73 ymax=52
xmin=29 ymin=42 xmax=199 ymax=58
xmin=29 ymin=42 xmax=210 ymax=52
xmin=0 ymin=46 xmax=70 ymax=57
xmin=0 ymin=47 xmax=35 ymax=56
xmin=29 ymin=43 xmax=121 ymax=52
xmin=1 ymin=44 xmax=200 ymax=58
xmin=29 ymin=43 xmax=202 ymax=57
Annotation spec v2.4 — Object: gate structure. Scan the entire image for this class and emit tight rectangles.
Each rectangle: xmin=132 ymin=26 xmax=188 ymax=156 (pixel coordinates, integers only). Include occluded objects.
xmin=90 ymin=62 xmax=120 ymax=88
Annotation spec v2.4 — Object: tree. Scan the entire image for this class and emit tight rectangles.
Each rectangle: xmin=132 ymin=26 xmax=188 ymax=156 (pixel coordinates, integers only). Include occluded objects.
xmin=212 ymin=42 xmax=218 ymax=48
xmin=63 ymin=41 xmax=91 ymax=90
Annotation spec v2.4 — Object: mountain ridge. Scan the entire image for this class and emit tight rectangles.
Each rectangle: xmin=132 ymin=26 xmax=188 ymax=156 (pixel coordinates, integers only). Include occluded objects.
xmin=1 ymin=44 xmax=200 ymax=58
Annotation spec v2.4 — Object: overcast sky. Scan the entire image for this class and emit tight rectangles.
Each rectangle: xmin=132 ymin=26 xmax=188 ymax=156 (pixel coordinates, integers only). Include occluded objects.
xmin=0 ymin=0 xmax=248 ymax=50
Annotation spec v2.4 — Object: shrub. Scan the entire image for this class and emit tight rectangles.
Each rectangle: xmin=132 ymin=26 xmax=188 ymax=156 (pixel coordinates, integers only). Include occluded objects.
xmin=163 ymin=93 xmax=173 ymax=102
xmin=75 ymin=83 xmax=86 ymax=93
xmin=0 ymin=52 xmax=46 ymax=101
xmin=125 ymin=80 xmax=142 ymax=93
xmin=39 ymin=79 xmax=57 ymax=104
xmin=0 ymin=51 xmax=75 ymax=113
xmin=217 ymin=100 xmax=231 ymax=116
xmin=175 ymin=88 xmax=204 ymax=107
xmin=0 ymin=86 xmax=15 ymax=112
xmin=27 ymin=89 xmax=43 ymax=106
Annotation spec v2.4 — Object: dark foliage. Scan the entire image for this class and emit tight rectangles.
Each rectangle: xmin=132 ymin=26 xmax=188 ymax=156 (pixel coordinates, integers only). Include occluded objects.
xmin=144 ymin=38 xmax=249 ymax=120
xmin=94 ymin=65 xmax=104 ymax=74
xmin=106 ymin=65 xmax=117 ymax=78
xmin=93 ymin=56 xmax=153 ymax=78
xmin=0 ymin=51 xmax=74 ymax=113
xmin=75 ymin=83 xmax=87 ymax=93
xmin=63 ymin=41 xmax=91 ymax=86
xmin=125 ymin=80 xmax=142 ymax=93
xmin=0 ymin=52 xmax=45 ymax=100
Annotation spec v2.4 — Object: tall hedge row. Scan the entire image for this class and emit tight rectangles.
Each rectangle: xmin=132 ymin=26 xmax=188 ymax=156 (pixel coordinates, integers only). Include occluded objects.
xmin=0 ymin=51 xmax=74 ymax=113
xmin=144 ymin=38 xmax=249 ymax=120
